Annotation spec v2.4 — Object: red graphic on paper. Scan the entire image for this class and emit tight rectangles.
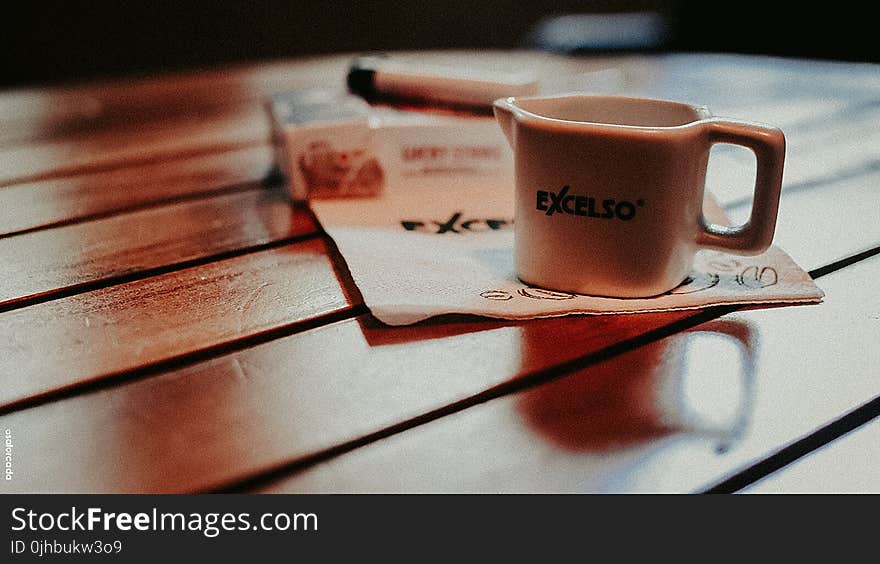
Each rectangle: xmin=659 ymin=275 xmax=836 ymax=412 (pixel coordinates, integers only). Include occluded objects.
xmin=298 ymin=141 xmax=384 ymax=198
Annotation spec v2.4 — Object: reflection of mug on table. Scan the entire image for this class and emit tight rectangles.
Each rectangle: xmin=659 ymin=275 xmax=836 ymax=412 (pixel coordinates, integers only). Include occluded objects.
xmin=494 ymin=94 xmax=785 ymax=298
xmin=517 ymin=319 xmax=755 ymax=453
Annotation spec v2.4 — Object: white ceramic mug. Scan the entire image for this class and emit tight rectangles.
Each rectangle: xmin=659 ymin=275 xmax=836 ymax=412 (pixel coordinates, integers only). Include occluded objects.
xmin=494 ymin=94 xmax=785 ymax=297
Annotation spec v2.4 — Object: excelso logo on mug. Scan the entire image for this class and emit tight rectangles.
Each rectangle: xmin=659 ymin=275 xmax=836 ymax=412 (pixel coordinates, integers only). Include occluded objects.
xmin=536 ymin=185 xmax=644 ymax=221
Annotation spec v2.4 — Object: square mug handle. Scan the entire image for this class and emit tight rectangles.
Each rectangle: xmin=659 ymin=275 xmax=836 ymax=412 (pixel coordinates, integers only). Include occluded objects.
xmin=697 ymin=119 xmax=786 ymax=255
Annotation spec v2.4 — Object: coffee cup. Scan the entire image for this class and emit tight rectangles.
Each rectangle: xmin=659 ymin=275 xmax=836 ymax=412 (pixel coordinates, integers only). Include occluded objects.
xmin=493 ymin=94 xmax=785 ymax=298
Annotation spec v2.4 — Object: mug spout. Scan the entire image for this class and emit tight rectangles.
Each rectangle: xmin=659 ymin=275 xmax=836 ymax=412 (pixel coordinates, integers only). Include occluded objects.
xmin=493 ymin=98 xmax=516 ymax=148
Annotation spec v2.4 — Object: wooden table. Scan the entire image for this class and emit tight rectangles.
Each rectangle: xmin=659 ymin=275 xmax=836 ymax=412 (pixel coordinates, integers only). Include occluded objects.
xmin=1 ymin=51 xmax=877 ymax=494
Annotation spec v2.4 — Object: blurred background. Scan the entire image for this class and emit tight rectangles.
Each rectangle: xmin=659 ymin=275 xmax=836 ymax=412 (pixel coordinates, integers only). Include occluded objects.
xmin=3 ymin=0 xmax=877 ymax=88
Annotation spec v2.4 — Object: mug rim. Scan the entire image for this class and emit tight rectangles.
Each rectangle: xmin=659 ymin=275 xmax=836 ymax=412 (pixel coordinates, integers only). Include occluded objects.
xmin=495 ymin=93 xmax=713 ymax=132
